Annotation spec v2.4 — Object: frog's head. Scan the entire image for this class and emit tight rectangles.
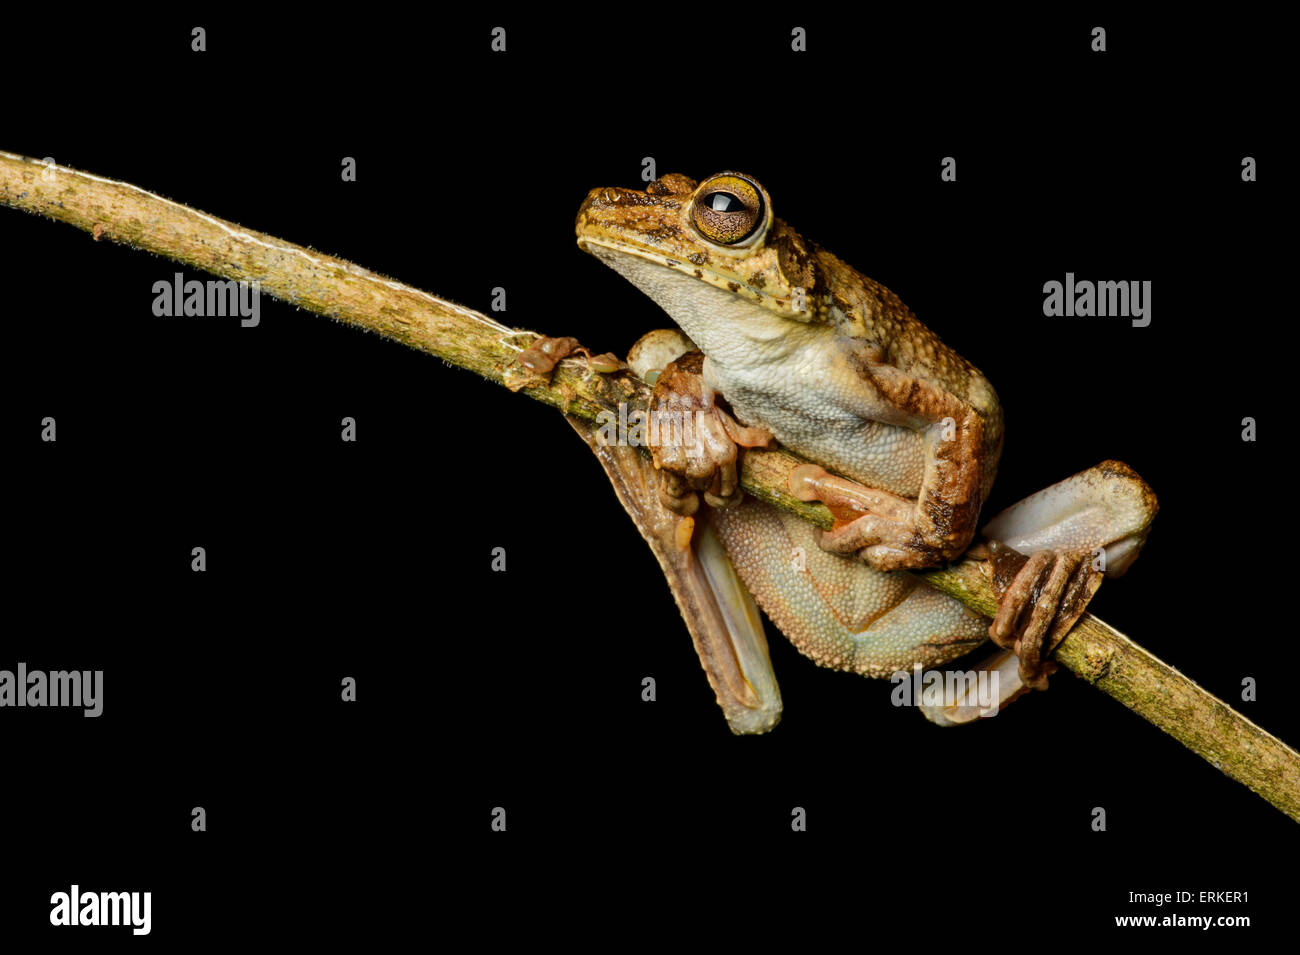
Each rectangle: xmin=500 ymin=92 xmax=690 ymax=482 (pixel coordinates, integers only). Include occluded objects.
xmin=576 ymin=172 xmax=832 ymax=337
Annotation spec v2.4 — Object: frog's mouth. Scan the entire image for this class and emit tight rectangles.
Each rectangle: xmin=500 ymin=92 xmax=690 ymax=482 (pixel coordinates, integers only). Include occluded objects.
xmin=580 ymin=238 xmax=808 ymax=355
xmin=579 ymin=234 xmax=770 ymax=299
xmin=578 ymin=235 xmax=816 ymax=343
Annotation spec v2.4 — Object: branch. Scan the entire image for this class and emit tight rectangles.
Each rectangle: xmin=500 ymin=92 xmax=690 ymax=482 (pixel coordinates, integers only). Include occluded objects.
xmin=4 ymin=150 xmax=1296 ymax=822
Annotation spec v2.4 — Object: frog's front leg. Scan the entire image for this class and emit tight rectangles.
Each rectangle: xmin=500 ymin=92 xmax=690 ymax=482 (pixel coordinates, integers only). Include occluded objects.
xmin=645 ymin=349 xmax=774 ymax=517
xmin=792 ymin=361 xmax=996 ymax=572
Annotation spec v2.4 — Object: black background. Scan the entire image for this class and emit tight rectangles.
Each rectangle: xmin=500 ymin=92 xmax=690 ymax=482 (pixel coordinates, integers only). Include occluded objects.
xmin=2 ymin=10 xmax=1294 ymax=945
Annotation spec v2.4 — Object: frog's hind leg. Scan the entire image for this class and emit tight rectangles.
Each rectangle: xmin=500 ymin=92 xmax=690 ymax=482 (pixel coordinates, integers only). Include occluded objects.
xmin=565 ymin=413 xmax=783 ymax=735
xmin=905 ymin=460 xmax=1159 ymax=726
xmin=710 ymin=497 xmax=990 ymax=681
xmin=979 ymin=460 xmax=1158 ymax=691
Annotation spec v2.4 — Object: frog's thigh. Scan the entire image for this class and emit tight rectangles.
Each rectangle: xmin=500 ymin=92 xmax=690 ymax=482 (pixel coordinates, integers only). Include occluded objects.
xmin=982 ymin=459 xmax=1157 ymax=577
xmin=711 ymin=498 xmax=987 ymax=678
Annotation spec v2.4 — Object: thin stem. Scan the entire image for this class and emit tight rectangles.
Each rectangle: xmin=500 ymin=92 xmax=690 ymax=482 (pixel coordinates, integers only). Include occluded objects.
xmin=4 ymin=150 xmax=1296 ymax=822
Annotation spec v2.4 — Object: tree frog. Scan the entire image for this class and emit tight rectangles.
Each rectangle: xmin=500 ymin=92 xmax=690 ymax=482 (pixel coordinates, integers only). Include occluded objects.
xmin=575 ymin=171 xmax=1157 ymax=733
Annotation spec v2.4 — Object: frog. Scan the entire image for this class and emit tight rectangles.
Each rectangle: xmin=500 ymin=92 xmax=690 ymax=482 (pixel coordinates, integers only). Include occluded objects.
xmin=575 ymin=171 xmax=1158 ymax=733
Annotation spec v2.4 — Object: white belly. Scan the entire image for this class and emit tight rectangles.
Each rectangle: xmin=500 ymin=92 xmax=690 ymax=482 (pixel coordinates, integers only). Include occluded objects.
xmin=701 ymin=323 xmax=926 ymax=499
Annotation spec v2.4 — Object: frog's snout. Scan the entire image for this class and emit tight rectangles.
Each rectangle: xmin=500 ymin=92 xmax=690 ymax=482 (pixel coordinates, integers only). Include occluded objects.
xmin=576 ymin=184 xmax=691 ymax=256
xmin=574 ymin=186 xmax=609 ymax=240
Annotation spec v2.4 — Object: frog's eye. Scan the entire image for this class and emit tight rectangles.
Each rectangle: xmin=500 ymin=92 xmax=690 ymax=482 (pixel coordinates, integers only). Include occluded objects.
xmin=692 ymin=174 xmax=764 ymax=245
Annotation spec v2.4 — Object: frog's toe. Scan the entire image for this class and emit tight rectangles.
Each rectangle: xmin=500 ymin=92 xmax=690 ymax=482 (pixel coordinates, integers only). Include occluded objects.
xmin=699 ymin=452 xmax=743 ymax=510
xmin=817 ymin=513 xmax=897 ymax=554
xmin=814 ymin=525 xmax=925 ymax=572
xmin=989 ymin=546 xmax=1100 ymax=691
xmin=789 ymin=465 xmax=929 ymax=570
xmin=657 ymin=471 xmax=700 ymax=517
xmin=858 ymin=544 xmax=918 ymax=570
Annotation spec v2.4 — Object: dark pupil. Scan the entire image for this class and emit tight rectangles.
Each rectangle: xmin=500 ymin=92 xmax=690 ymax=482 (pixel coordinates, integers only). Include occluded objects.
xmin=705 ymin=192 xmax=744 ymax=213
